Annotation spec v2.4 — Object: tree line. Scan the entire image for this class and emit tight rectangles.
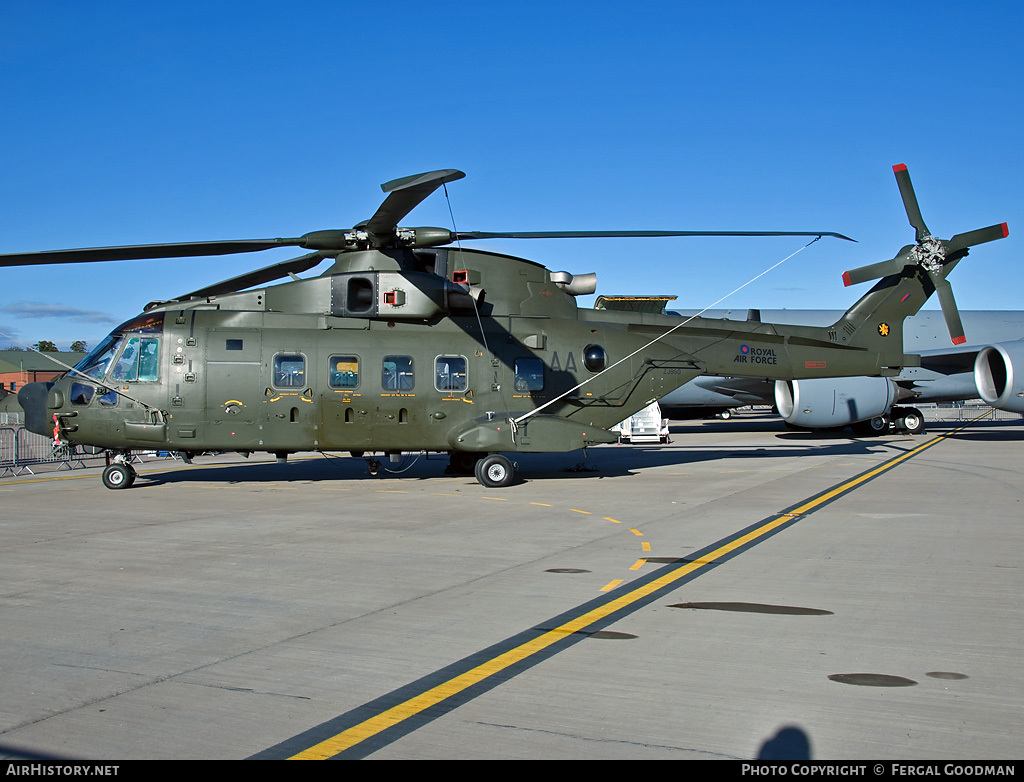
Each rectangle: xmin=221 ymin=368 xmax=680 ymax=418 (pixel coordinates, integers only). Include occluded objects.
xmin=4 ymin=341 xmax=89 ymax=352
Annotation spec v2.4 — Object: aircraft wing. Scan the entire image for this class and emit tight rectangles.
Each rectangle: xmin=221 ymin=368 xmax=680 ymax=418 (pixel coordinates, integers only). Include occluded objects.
xmin=659 ymin=376 xmax=773 ymax=409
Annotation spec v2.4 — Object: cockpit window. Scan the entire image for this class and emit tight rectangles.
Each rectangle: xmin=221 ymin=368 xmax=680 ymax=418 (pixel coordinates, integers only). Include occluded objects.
xmin=70 ymin=382 xmax=95 ymax=406
xmin=74 ymin=335 xmax=122 ymax=380
xmin=73 ymin=313 xmax=164 ymax=382
xmin=117 ymin=312 xmax=164 ymax=334
xmin=110 ymin=336 xmax=160 ymax=382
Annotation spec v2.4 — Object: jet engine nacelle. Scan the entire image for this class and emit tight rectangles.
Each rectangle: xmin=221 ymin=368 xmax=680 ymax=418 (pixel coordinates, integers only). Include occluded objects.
xmin=774 ymin=377 xmax=896 ymax=428
xmin=975 ymin=340 xmax=1024 ymax=413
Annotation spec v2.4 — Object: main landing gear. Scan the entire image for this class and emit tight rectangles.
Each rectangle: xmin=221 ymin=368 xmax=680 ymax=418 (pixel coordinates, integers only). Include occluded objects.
xmin=851 ymin=406 xmax=925 ymax=437
xmin=474 ymin=454 xmax=515 ymax=488
xmin=447 ymin=451 xmax=517 ymax=488
xmin=893 ymin=406 xmax=925 ymax=434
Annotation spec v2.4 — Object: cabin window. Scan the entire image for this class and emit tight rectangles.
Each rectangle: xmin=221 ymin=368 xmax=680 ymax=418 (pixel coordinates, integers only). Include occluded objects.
xmin=583 ymin=344 xmax=607 ymax=373
xmin=435 ymin=356 xmax=467 ymax=391
xmin=514 ymin=358 xmax=544 ymax=392
xmin=274 ymin=354 xmax=306 ymax=387
xmin=382 ymin=355 xmax=414 ymax=391
xmin=226 ymin=339 xmax=243 ymax=351
xmin=329 ymin=355 xmax=360 ymax=389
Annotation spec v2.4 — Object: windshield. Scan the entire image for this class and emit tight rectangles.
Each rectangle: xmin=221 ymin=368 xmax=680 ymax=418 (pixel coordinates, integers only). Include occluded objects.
xmin=72 ymin=312 xmax=165 ymax=382
xmin=74 ymin=334 xmax=122 ymax=380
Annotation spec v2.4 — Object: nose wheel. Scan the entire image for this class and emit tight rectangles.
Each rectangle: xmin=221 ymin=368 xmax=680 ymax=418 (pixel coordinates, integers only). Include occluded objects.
xmin=102 ymin=462 xmax=137 ymax=490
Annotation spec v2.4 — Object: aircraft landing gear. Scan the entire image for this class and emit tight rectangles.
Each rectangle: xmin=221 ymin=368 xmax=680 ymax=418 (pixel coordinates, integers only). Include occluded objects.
xmin=447 ymin=451 xmax=481 ymax=476
xmin=102 ymin=462 xmax=136 ymax=490
xmin=474 ymin=453 xmax=516 ymax=488
xmin=893 ymin=406 xmax=925 ymax=434
xmin=852 ymin=414 xmax=889 ymax=437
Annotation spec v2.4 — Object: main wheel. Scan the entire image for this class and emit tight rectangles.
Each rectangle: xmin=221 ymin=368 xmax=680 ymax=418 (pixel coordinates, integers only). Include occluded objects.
xmin=102 ymin=463 xmax=135 ymax=490
xmin=853 ymin=415 xmax=889 ymax=437
xmin=896 ymin=407 xmax=925 ymax=434
xmin=448 ymin=451 xmax=481 ymax=475
xmin=474 ymin=454 xmax=515 ymax=488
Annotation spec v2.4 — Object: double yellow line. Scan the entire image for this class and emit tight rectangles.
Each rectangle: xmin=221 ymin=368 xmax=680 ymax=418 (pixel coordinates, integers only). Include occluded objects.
xmin=283 ymin=419 xmax=982 ymax=759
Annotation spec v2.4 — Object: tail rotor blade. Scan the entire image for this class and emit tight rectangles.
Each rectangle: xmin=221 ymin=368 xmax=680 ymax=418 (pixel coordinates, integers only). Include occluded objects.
xmin=946 ymin=222 xmax=1009 ymax=255
xmin=893 ymin=163 xmax=930 ymax=241
xmin=842 ymin=256 xmax=906 ymax=286
xmin=932 ymin=274 xmax=966 ymax=345
xmin=843 ymin=165 xmax=1006 ymax=322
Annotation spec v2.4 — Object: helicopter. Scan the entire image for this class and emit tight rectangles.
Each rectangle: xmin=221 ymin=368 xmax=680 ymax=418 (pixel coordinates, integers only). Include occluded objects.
xmin=3 ymin=165 xmax=1008 ymax=489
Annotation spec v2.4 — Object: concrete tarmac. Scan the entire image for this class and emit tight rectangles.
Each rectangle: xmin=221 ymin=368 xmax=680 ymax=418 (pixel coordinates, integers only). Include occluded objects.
xmin=0 ymin=414 xmax=1020 ymax=760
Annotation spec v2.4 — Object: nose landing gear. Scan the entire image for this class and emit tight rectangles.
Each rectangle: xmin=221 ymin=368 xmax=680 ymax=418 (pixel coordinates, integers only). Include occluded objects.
xmin=102 ymin=460 xmax=137 ymax=489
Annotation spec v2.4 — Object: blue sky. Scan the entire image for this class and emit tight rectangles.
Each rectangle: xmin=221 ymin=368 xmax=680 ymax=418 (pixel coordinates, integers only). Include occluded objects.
xmin=1 ymin=0 xmax=1021 ymax=350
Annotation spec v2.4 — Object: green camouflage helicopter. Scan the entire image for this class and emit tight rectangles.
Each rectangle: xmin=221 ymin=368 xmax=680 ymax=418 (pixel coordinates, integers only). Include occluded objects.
xmin=3 ymin=165 xmax=1007 ymax=489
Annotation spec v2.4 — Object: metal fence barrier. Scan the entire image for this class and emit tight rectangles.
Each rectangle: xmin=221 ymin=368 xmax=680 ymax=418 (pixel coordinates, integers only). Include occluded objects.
xmin=0 ymin=426 xmax=89 ymax=476
xmin=0 ymin=427 xmax=15 ymax=473
xmin=920 ymin=403 xmax=1024 ymax=423
xmin=1 ymin=426 xmax=175 ymax=477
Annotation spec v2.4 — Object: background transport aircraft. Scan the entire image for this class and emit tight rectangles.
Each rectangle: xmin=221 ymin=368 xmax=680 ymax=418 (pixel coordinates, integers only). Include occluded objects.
xmin=659 ymin=309 xmax=1024 ymax=434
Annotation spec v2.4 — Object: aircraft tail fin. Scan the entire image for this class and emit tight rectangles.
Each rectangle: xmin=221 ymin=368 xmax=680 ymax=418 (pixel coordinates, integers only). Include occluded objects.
xmin=832 ymin=262 xmax=948 ymax=370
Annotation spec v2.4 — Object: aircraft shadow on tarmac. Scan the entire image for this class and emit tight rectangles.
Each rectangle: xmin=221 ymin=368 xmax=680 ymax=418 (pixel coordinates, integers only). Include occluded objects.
xmin=129 ymin=417 xmax=1020 ymax=488
xmin=134 ymin=425 xmax=912 ymax=488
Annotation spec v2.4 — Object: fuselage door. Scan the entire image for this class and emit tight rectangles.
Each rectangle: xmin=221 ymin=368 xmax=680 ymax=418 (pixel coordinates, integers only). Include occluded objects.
xmin=204 ymin=330 xmax=263 ymax=449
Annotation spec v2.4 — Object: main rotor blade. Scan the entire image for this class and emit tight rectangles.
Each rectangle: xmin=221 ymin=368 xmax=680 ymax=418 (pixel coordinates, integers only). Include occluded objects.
xmin=454 ymin=230 xmax=856 ymax=241
xmin=931 ymin=274 xmax=966 ymax=345
xmin=361 ymin=169 xmax=466 ymax=242
xmin=169 ymin=250 xmax=329 ymax=301
xmin=946 ymin=222 xmax=1009 ymax=255
xmin=892 ymin=164 xmax=930 ymax=242
xmin=0 ymin=238 xmax=310 ymax=267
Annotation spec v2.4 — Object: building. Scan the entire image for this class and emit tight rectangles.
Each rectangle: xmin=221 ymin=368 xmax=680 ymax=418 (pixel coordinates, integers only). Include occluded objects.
xmin=0 ymin=351 xmax=86 ymax=393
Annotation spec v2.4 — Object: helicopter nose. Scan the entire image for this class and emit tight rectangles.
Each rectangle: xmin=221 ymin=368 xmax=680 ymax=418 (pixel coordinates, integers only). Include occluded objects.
xmin=18 ymin=382 xmax=53 ymax=437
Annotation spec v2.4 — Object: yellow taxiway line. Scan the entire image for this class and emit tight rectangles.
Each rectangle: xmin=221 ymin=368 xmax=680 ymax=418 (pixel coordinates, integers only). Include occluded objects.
xmin=284 ymin=419 xmax=983 ymax=760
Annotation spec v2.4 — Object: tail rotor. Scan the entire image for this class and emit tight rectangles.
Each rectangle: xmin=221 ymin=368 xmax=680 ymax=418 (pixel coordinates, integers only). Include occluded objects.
xmin=842 ymin=164 xmax=1008 ymax=345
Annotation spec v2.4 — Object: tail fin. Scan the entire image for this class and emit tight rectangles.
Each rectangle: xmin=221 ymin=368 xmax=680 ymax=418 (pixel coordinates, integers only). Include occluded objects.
xmin=833 ymin=256 xmax=958 ymax=368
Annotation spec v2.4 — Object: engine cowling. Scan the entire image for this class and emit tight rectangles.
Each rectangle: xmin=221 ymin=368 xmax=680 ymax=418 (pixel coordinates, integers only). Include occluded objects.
xmin=774 ymin=377 xmax=896 ymax=428
xmin=974 ymin=340 xmax=1024 ymax=413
